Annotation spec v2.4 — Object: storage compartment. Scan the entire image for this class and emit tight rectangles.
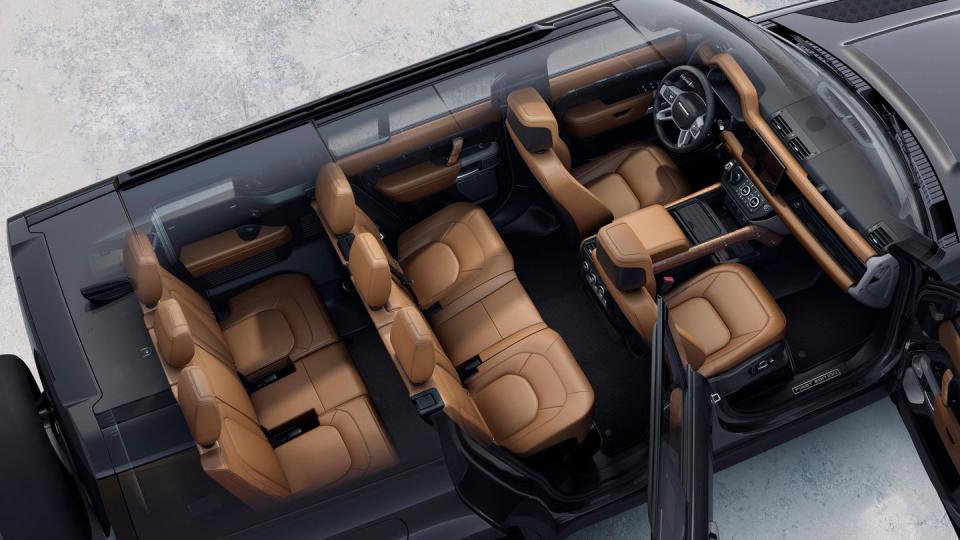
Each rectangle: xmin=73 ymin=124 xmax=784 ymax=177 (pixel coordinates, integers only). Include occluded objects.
xmin=456 ymin=142 xmax=500 ymax=202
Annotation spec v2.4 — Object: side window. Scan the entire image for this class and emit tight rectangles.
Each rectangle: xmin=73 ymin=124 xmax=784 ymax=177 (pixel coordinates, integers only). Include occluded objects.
xmin=317 ymin=87 xmax=450 ymax=159
xmin=546 ymin=19 xmax=651 ymax=76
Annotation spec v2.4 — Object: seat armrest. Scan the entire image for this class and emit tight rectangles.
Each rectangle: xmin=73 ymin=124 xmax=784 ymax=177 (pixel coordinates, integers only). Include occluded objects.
xmin=613 ymin=205 xmax=690 ymax=262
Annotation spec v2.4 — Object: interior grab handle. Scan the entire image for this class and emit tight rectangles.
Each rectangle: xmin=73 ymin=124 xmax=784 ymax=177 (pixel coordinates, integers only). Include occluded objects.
xmin=447 ymin=137 xmax=464 ymax=167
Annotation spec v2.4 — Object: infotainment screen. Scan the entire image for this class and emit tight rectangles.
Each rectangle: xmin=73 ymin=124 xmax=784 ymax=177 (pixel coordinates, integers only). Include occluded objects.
xmin=747 ymin=134 xmax=786 ymax=192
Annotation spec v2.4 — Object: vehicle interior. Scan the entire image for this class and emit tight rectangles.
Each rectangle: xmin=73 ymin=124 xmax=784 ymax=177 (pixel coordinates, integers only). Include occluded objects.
xmin=64 ymin=2 xmax=927 ymax=535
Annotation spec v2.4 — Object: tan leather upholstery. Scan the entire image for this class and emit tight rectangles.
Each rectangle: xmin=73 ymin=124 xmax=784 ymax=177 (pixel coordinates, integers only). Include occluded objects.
xmin=166 ymin=297 xmax=397 ymax=508
xmin=155 ymin=299 xmax=196 ymax=369
xmin=316 ymin=163 xmax=357 ymax=236
xmin=125 ymin=230 xmax=340 ymax=380
xmin=178 ymin=366 xmax=221 ymax=447
xmin=572 ymin=145 xmax=690 ymax=217
xmin=390 ymin=308 xmax=443 ymax=385
xmin=505 ymin=87 xmax=689 ymax=237
xmin=607 ymin=205 xmax=689 ymax=262
xmin=222 ymin=274 xmax=339 ymax=366
xmin=593 ymin=217 xmax=786 ymax=377
xmin=666 ymin=264 xmax=786 ymax=377
xmin=179 ymin=225 xmax=292 ymax=277
xmin=251 ymin=342 xmax=366 ymax=430
xmin=123 ymin=231 xmax=163 ymax=306
xmin=397 ymin=203 xmax=514 ymax=309
xmin=349 ymin=233 xmax=393 ymax=309
xmin=391 ymin=307 xmax=593 ymax=456
xmin=375 ymin=161 xmax=461 ymax=203
xmin=468 ymin=328 xmax=593 ymax=455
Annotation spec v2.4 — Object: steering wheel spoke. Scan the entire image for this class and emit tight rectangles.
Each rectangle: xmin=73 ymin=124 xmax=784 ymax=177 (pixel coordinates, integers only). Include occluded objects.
xmin=655 ymin=106 xmax=673 ymax=122
xmin=659 ymin=84 xmax=683 ymax=106
xmin=689 ymin=115 xmax=705 ymax=138
xmin=677 ymin=129 xmax=693 ymax=147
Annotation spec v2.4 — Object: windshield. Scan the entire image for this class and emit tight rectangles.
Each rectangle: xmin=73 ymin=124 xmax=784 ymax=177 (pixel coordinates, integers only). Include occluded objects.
xmin=620 ymin=0 xmax=932 ymax=260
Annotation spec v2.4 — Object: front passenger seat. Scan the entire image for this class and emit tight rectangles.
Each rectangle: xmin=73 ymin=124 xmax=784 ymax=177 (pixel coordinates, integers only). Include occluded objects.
xmin=505 ymin=87 xmax=690 ymax=238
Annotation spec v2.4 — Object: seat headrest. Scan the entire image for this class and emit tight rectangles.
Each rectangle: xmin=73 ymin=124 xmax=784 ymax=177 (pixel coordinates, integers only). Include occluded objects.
xmin=390 ymin=308 xmax=438 ymax=385
xmin=123 ymin=231 xmax=163 ymax=306
xmin=316 ymin=163 xmax=356 ymax=236
xmin=178 ymin=366 xmax=221 ymax=447
xmin=506 ymin=87 xmax=559 ymax=154
xmin=348 ymin=232 xmax=392 ymax=308
xmin=155 ymin=299 xmax=196 ymax=368
xmin=596 ymin=221 xmax=655 ymax=294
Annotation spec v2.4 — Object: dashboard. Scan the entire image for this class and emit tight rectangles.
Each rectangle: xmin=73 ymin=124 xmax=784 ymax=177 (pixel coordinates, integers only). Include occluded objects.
xmin=698 ymin=49 xmax=878 ymax=292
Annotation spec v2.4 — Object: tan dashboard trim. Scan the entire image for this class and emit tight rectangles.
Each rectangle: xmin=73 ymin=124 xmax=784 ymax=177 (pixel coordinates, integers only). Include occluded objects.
xmin=723 ymin=131 xmax=854 ymax=289
xmin=180 ymin=225 xmax=292 ymax=277
xmin=701 ymin=50 xmax=876 ymax=266
xmin=664 ymin=183 xmax=723 ymax=210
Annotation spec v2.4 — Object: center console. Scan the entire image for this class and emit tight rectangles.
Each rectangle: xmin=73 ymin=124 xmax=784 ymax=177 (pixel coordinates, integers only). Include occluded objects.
xmin=580 ymin=160 xmax=782 ymax=310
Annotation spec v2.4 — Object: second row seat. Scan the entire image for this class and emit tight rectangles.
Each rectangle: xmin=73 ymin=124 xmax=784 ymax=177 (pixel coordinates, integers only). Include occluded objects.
xmin=349 ymin=232 xmax=594 ymax=456
xmin=313 ymin=163 xmax=514 ymax=310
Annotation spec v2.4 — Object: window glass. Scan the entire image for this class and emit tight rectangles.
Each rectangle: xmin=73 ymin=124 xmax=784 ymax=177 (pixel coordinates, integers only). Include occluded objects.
xmin=546 ymin=19 xmax=647 ymax=76
xmin=317 ymin=87 xmax=449 ymax=158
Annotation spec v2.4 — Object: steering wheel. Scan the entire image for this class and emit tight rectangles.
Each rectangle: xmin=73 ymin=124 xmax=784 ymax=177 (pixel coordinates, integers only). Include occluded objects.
xmin=653 ymin=65 xmax=715 ymax=153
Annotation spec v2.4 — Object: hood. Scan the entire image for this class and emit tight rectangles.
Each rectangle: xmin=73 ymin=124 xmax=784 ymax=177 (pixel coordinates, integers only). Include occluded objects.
xmin=770 ymin=0 xmax=960 ymax=280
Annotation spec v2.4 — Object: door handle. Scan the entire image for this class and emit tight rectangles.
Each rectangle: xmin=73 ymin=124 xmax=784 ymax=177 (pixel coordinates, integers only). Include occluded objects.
xmin=447 ymin=137 xmax=464 ymax=167
xmin=612 ymin=108 xmax=632 ymax=118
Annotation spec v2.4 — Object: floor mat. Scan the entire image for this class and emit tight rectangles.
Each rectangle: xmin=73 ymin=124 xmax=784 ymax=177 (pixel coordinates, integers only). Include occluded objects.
xmin=777 ymin=276 xmax=880 ymax=373
xmin=506 ymin=231 xmax=648 ymax=455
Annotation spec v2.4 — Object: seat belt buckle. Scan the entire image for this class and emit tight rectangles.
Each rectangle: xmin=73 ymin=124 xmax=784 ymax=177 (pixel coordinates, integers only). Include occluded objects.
xmin=659 ymin=275 xmax=676 ymax=295
xmin=456 ymin=356 xmax=482 ymax=384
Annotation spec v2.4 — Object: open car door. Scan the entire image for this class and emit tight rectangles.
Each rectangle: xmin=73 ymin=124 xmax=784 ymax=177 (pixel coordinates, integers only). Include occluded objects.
xmin=648 ymin=297 xmax=719 ymax=540
xmin=895 ymin=281 xmax=960 ymax=533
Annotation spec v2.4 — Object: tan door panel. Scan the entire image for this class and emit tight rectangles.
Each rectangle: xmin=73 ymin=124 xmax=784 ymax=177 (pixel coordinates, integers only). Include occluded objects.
xmin=375 ymin=161 xmax=462 ymax=203
xmin=561 ymin=92 xmax=653 ymax=139
xmin=335 ymin=102 xmax=497 ymax=178
xmin=933 ymin=370 xmax=960 ymax=473
xmin=180 ymin=225 xmax=292 ymax=276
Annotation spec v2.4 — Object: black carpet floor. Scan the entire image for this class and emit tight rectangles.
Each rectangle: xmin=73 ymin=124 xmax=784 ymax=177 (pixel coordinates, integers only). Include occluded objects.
xmin=506 ymin=232 xmax=649 ymax=455
xmin=777 ymin=276 xmax=880 ymax=373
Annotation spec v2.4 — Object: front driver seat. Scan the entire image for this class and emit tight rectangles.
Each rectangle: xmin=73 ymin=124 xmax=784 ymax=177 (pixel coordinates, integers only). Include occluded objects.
xmin=505 ymin=87 xmax=690 ymax=238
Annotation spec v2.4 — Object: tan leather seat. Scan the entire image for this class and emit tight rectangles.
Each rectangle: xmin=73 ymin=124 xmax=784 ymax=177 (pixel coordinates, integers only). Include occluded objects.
xmin=313 ymin=163 xmax=515 ymax=310
xmin=347 ymin=232 xmax=594 ymax=456
xmin=159 ymin=299 xmax=397 ymax=508
xmin=391 ymin=307 xmax=593 ymax=456
xmin=592 ymin=218 xmax=786 ymax=377
xmin=123 ymin=231 xmax=337 ymax=380
xmin=505 ymin=86 xmax=690 ymax=238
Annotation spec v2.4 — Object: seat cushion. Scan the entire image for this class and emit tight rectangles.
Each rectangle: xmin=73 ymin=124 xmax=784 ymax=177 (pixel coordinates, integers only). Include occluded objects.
xmin=574 ymin=144 xmax=690 ymax=215
xmin=666 ymin=263 xmax=786 ymax=377
xmin=251 ymin=343 xmax=367 ymax=430
xmin=223 ymin=274 xmax=339 ymax=366
xmin=275 ymin=396 xmax=398 ymax=494
xmin=468 ymin=328 xmax=594 ymax=456
xmin=398 ymin=203 xmax=514 ymax=308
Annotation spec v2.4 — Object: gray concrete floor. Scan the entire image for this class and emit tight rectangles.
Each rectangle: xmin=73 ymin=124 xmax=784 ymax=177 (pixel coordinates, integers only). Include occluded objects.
xmin=0 ymin=0 xmax=955 ymax=538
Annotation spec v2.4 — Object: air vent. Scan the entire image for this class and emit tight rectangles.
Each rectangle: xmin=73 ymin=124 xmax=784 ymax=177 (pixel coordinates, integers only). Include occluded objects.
xmin=770 ymin=114 xmax=793 ymax=138
xmin=788 ymin=138 xmax=812 ymax=160
xmin=867 ymin=225 xmax=894 ymax=250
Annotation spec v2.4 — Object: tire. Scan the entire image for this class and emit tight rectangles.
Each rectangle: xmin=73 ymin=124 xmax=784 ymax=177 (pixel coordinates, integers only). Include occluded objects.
xmin=0 ymin=355 xmax=90 ymax=540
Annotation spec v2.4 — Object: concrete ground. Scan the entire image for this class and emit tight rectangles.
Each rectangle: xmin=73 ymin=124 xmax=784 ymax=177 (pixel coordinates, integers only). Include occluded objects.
xmin=0 ymin=0 xmax=955 ymax=538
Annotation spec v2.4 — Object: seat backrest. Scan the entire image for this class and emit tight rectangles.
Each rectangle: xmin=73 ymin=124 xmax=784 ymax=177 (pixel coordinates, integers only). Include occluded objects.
xmin=124 ymin=231 xmax=234 ymax=369
xmin=593 ymin=219 xmax=658 ymax=342
xmin=314 ymin=163 xmax=398 ymax=269
xmin=347 ymin=232 xmax=418 ymax=332
xmin=160 ymin=300 xmax=290 ymax=507
xmin=505 ymin=87 xmax=612 ymax=238
xmin=390 ymin=307 xmax=493 ymax=446
xmin=178 ymin=365 xmax=290 ymax=508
